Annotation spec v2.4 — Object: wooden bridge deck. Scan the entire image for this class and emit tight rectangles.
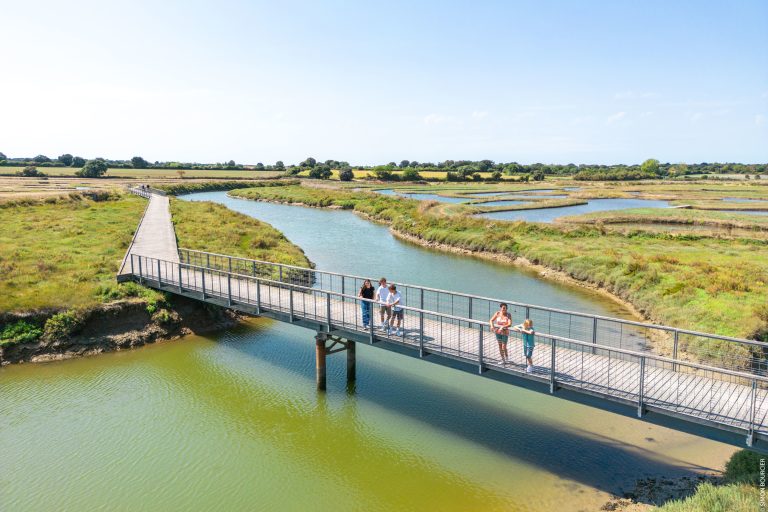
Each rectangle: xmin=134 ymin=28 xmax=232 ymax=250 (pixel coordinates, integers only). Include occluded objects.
xmin=118 ymin=188 xmax=768 ymax=450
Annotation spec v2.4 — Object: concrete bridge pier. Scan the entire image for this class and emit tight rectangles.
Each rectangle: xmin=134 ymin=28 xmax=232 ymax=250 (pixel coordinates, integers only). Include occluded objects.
xmin=315 ymin=333 xmax=356 ymax=391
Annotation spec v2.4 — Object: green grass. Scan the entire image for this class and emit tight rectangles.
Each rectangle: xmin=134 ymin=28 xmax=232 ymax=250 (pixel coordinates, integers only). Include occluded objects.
xmin=230 ymin=185 xmax=768 ymax=351
xmin=0 ymin=193 xmax=147 ymax=312
xmin=157 ymin=179 xmax=298 ymax=196
xmin=170 ymin=199 xmax=312 ymax=267
xmin=0 ymin=192 xmax=311 ymax=315
xmin=656 ymin=482 xmax=758 ymax=512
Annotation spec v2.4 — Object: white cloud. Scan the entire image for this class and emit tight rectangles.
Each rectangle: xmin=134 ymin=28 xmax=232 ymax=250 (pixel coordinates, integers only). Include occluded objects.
xmin=756 ymin=114 xmax=766 ymax=126
xmin=606 ymin=111 xmax=626 ymax=124
xmin=423 ymin=113 xmax=449 ymax=125
xmin=640 ymin=111 xmax=653 ymax=118
xmin=691 ymin=112 xmax=704 ymax=122
xmin=471 ymin=110 xmax=488 ymax=120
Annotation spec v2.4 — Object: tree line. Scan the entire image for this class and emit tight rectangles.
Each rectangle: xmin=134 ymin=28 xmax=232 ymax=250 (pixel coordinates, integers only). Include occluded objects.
xmin=2 ymin=151 xmax=765 ymax=181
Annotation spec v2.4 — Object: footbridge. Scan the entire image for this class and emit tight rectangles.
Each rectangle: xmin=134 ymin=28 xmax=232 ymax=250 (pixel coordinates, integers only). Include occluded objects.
xmin=118 ymin=187 xmax=768 ymax=451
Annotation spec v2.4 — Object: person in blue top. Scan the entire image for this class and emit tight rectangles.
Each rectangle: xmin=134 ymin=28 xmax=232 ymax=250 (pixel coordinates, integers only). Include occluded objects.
xmin=513 ymin=319 xmax=535 ymax=373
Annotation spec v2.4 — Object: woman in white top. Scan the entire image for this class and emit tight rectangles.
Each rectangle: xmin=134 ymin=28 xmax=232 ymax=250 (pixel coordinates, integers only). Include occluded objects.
xmin=375 ymin=277 xmax=391 ymax=330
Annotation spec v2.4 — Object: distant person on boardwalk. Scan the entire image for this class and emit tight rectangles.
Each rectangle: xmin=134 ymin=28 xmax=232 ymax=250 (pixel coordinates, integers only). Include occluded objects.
xmin=489 ymin=303 xmax=512 ymax=364
xmin=514 ymin=319 xmax=535 ymax=373
xmin=386 ymin=284 xmax=403 ymax=336
xmin=375 ymin=278 xmax=391 ymax=330
xmin=358 ymin=279 xmax=375 ymax=329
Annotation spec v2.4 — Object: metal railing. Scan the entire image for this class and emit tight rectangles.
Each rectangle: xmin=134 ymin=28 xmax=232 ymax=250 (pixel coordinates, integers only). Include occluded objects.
xmin=177 ymin=248 xmax=768 ymax=376
xmin=127 ymin=186 xmax=167 ymax=198
xmin=127 ymin=252 xmax=768 ymax=443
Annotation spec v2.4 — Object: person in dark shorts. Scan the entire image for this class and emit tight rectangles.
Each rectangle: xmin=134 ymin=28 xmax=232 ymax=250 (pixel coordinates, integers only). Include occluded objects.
xmin=386 ymin=284 xmax=404 ymax=336
xmin=489 ymin=303 xmax=512 ymax=364
xmin=358 ymin=279 xmax=375 ymax=328
xmin=514 ymin=319 xmax=535 ymax=373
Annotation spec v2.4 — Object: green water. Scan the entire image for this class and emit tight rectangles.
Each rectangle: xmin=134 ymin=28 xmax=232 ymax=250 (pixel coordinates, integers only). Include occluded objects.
xmin=0 ymin=192 xmax=736 ymax=511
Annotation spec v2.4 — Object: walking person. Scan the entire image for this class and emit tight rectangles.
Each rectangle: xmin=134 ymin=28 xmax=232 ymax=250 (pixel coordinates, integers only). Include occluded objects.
xmin=375 ymin=278 xmax=391 ymax=330
xmin=513 ymin=319 xmax=535 ymax=373
xmin=386 ymin=284 xmax=404 ymax=336
xmin=489 ymin=303 xmax=512 ymax=364
xmin=358 ymin=279 xmax=375 ymax=329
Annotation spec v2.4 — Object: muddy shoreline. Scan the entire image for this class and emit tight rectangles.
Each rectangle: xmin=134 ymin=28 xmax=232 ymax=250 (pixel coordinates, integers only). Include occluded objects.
xmin=0 ymin=297 xmax=239 ymax=366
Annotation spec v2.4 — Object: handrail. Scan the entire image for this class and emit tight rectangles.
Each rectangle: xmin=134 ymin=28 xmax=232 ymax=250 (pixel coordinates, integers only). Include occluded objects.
xmin=131 ymin=254 xmax=768 ymax=384
xmin=176 ymin=247 xmax=768 ymax=350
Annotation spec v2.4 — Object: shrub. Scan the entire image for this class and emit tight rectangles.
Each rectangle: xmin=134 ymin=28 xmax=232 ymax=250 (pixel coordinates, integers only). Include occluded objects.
xmin=16 ymin=166 xmax=47 ymax=177
xmin=0 ymin=321 xmax=43 ymax=346
xmin=724 ymin=449 xmax=762 ymax=485
xmin=338 ymin=168 xmax=354 ymax=181
xmin=43 ymin=311 xmax=83 ymax=341
xmin=77 ymin=159 xmax=109 ymax=178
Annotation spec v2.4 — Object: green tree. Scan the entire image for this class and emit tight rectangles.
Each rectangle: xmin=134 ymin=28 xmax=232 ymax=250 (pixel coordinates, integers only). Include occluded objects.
xmin=255 ymin=162 xmax=265 ymax=170
xmin=401 ymin=168 xmax=422 ymax=181
xmin=77 ymin=159 xmax=108 ymax=178
xmin=33 ymin=154 xmax=51 ymax=163
xmin=490 ymin=171 xmax=502 ymax=181
xmin=308 ymin=164 xmax=331 ymax=179
xmin=641 ymin=158 xmax=660 ymax=175
xmin=58 ymin=153 xmax=73 ymax=166
xmin=303 ymin=157 xmax=316 ymax=168
xmin=131 ymin=156 xmax=149 ymax=169
xmin=399 ymin=160 xmax=410 ymax=168
xmin=338 ymin=168 xmax=354 ymax=181
xmin=16 ymin=166 xmax=46 ymax=177
xmin=0 ymin=151 xmax=6 ymax=160
xmin=274 ymin=160 xmax=285 ymax=170
xmin=72 ymin=156 xmax=86 ymax=167
xmin=532 ymin=170 xmax=545 ymax=181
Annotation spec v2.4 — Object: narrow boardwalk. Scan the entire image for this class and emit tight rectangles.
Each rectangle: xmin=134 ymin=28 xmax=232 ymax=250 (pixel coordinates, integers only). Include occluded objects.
xmin=120 ymin=188 xmax=768 ymax=448
xmin=119 ymin=192 xmax=179 ymax=276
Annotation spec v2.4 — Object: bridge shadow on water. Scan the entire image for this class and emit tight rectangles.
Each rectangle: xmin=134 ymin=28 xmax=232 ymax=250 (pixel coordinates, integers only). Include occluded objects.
xmin=200 ymin=320 xmax=725 ymax=502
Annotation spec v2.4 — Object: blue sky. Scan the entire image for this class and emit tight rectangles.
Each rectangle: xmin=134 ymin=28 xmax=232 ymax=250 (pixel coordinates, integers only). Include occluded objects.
xmin=1 ymin=0 xmax=766 ymax=165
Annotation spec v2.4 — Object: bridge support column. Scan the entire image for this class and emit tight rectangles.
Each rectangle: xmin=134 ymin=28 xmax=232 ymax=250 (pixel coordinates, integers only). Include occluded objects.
xmin=316 ymin=333 xmax=327 ymax=391
xmin=347 ymin=340 xmax=356 ymax=382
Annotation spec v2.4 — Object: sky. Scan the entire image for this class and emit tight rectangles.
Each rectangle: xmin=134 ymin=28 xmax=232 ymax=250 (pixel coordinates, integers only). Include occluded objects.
xmin=1 ymin=0 xmax=767 ymax=165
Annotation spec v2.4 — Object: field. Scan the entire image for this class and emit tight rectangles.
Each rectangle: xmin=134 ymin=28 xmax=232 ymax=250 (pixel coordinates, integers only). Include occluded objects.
xmin=0 ymin=191 xmax=311 ymax=314
xmin=229 ymin=182 xmax=768 ymax=361
xmin=0 ymin=166 xmax=284 ymax=179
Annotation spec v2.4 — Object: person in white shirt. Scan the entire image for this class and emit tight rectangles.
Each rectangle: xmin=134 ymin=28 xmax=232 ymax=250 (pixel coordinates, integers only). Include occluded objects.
xmin=375 ymin=277 xmax=391 ymax=330
xmin=386 ymin=284 xmax=404 ymax=336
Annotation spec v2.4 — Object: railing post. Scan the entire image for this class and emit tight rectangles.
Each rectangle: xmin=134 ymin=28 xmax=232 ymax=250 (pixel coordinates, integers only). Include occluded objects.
xmin=138 ymin=257 xmax=143 ymax=285
xmin=672 ymin=330 xmax=680 ymax=372
xmin=206 ymin=253 xmax=210 ymax=268
xmin=289 ymin=288 xmax=294 ymax=322
xmin=157 ymin=260 xmax=162 ymax=286
xmin=252 ymin=261 xmax=256 ymax=277
xmin=228 ymin=256 xmax=232 ymax=273
xmin=256 ymin=279 xmax=261 ymax=314
xmin=201 ymin=269 xmax=206 ymax=299
xmin=477 ymin=324 xmax=484 ymax=374
xmin=637 ymin=357 xmax=646 ymax=418
xmin=130 ymin=254 xmax=135 ymax=276
xmin=748 ymin=379 xmax=758 ymax=447
xmin=326 ymin=292 xmax=332 ymax=331
xmin=591 ymin=317 xmax=598 ymax=355
xmin=369 ymin=313 xmax=375 ymax=345
xmin=279 ymin=266 xmax=283 ymax=283
xmin=227 ymin=273 xmax=232 ymax=306
xmin=178 ymin=264 xmax=183 ymax=293
xmin=468 ymin=297 xmax=473 ymax=320
xmin=419 ymin=311 xmax=425 ymax=357
xmin=550 ymin=338 xmax=557 ymax=393
xmin=420 ymin=288 xmax=424 ymax=310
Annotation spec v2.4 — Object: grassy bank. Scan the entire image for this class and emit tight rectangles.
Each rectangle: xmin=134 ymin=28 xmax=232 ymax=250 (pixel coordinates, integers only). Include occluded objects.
xmin=0 ymin=166 xmax=285 ymax=179
xmin=0 ymin=191 xmax=312 ymax=354
xmin=157 ymin=179 xmax=298 ymax=196
xmin=0 ymin=192 xmax=148 ymax=313
xmin=229 ymin=185 xmax=768 ymax=360
xmin=170 ymin=198 xmax=311 ymax=267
